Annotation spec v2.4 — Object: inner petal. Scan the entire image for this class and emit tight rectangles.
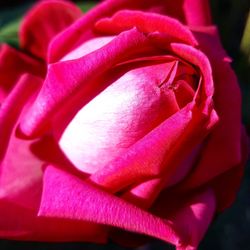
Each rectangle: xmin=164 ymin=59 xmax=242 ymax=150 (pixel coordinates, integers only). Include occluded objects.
xmin=58 ymin=60 xmax=180 ymax=174
xmin=173 ymin=62 xmax=199 ymax=108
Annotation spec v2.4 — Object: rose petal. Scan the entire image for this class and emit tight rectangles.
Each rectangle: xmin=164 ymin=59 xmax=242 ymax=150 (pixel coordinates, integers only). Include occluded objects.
xmin=90 ymin=101 xmax=217 ymax=193
xmin=0 ymin=74 xmax=45 ymax=212
xmin=94 ymin=10 xmax=197 ymax=46
xmin=121 ymin=144 xmax=202 ymax=210
xmin=169 ymin=43 xmax=214 ymax=101
xmin=39 ymin=165 xmax=179 ymax=246
xmin=152 ymin=188 xmax=216 ymax=250
xmin=61 ymin=36 xmax=115 ymax=61
xmin=20 ymin=0 xmax=82 ymax=60
xmin=19 ymin=28 xmax=153 ymax=137
xmin=0 ymin=199 xmax=106 ymax=242
xmin=174 ymin=80 xmax=196 ymax=108
xmin=211 ymin=127 xmax=249 ymax=212
xmin=175 ymin=27 xmax=246 ymax=191
xmin=0 ymin=132 xmax=103 ymax=242
xmin=0 ymin=44 xmax=45 ymax=102
xmin=0 ymin=74 xmax=42 ymax=160
xmin=58 ymin=61 xmax=179 ymax=174
xmin=183 ymin=0 xmax=212 ymax=26
xmin=1 ymin=122 xmax=104 ymax=241
xmin=88 ymin=41 xmax=217 ymax=193
xmin=29 ymin=134 xmax=80 ymax=174
xmin=112 ymin=188 xmax=216 ymax=249
xmin=48 ymin=0 xmax=204 ymax=62
xmin=0 ymin=135 xmax=43 ymax=211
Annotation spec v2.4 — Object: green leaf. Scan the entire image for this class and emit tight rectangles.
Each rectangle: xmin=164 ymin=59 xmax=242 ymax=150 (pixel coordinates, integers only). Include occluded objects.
xmin=240 ymin=11 xmax=250 ymax=61
xmin=0 ymin=3 xmax=32 ymax=47
xmin=77 ymin=1 xmax=98 ymax=12
xmin=0 ymin=18 xmax=20 ymax=47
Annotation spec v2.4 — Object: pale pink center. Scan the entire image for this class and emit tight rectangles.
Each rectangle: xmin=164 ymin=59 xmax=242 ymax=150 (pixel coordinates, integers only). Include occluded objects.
xmin=57 ymin=54 xmax=199 ymax=174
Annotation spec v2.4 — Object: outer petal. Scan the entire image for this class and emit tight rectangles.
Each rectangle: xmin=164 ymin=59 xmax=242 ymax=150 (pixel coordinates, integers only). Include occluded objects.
xmin=176 ymin=27 xmax=247 ymax=191
xmin=0 ymin=44 xmax=45 ymax=102
xmin=48 ymin=0 xmax=210 ymax=62
xmin=0 ymin=136 xmax=43 ymax=213
xmin=152 ymin=188 xmax=216 ymax=250
xmin=94 ymin=10 xmax=197 ymax=46
xmin=39 ymin=165 xmax=216 ymax=249
xmin=39 ymin=165 xmax=179 ymax=246
xmin=0 ymin=74 xmax=42 ymax=160
xmin=20 ymin=0 xmax=82 ymax=60
xmin=0 ymin=75 xmax=44 ymax=227
xmin=0 ymin=130 xmax=104 ymax=241
xmin=210 ymin=127 xmax=249 ymax=212
xmin=0 ymin=125 xmax=104 ymax=242
xmin=0 ymin=72 xmax=104 ymax=241
xmin=182 ymin=0 xmax=212 ymax=26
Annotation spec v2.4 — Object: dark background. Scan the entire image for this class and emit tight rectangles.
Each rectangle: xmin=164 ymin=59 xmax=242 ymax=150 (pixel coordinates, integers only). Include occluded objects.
xmin=0 ymin=1 xmax=250 ymax=249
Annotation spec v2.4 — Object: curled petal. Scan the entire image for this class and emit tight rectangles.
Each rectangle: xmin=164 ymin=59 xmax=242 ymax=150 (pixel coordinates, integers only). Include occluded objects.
xmin=169 ymin=43 xmax=214 ymax=101
xmin=176 ymin=28 xmax=246 ymax=191
xmin=20 ymin=0 xmax=82 ymax=60
xmin=94 ymin=10 xmax=197 ymax=46
xmin=48 ymin=0 xmax=206 ymax=62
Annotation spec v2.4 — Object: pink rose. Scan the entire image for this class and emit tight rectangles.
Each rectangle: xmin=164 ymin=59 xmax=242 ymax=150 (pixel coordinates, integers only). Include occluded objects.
xmin=0 ymin=0 xmax=248 ymax=249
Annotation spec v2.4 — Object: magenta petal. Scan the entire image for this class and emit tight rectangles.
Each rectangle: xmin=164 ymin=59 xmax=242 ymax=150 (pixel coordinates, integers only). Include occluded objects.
xmin=121 ymin=144 xmax=202 ymax=210
xmin=94 ymin=10 xmax=197 ymax=46
xmin=153 ymin=189 xmax=216 ymax=250
xmin=174 ymin=190 xmax=216 ymax=249
xmin=169 ymin=43 xmax=214 ymax=100
xmin=0 ymin=130 xmax=104 ymax=241
xmin=0 ymin=74 xmax=42 ymax=160
xmin=0 ymin=200 xmax=107 ymax=242
xmin=88 ymin=45 xmax=217 ymax=193
xmin=39 ymin=165 xmax=179 ymax=246
xmin=211 ymin=127 xmax=249 ymax=212
xmin=0 ymin=44 xmax=45 ymax=102
xmin=89 ymin=105 xmax=194 ymax=192
xmin=0 ymin=138 xmax=43 ymax=213
xmin=183 ymin=0 xmax=212 ymax=26
xmin=176 ymin=28 xmax=247 ymax=191
xmin=20 ymin=0 xmax=82 ymax=60
xmin=47 ymin=0 xmax=197 ymax=62
xmin=90 ymin=101 xmax=215 ymax=193
xmin=19 ymin=28 xmax=151 ymax=137
xmin=0 ymin=75 xmax=43 ymax=214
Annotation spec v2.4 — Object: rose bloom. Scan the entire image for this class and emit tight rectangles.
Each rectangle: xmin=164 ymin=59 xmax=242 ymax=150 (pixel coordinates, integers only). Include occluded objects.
xmin=0 ymin=0 xmax=248 ymax=249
